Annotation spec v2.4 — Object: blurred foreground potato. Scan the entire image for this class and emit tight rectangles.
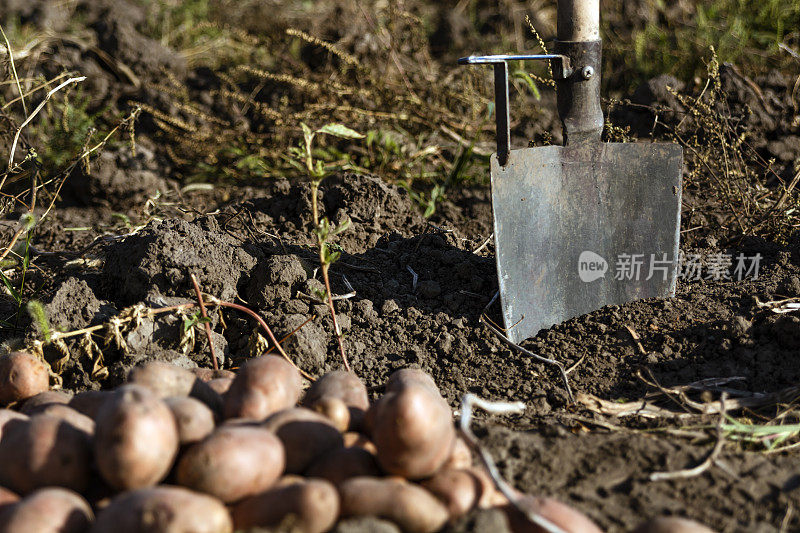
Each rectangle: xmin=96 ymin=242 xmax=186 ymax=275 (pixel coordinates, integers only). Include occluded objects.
xmin=369 ymin=370 xmax=455 ymax=479
xmin=175 ymin=425 xmax=285 ymax=503
xmin=0 ymin=487 xmax=93 ymax=533
xmin=93 ymin=385 xmax=179 ymax=490
xmin=223 ymin=356 xmax=302 ymax=420
xmin=91 ymin=486 xmax=232 ymax=533
xmin=231 ymin=478 xmax=339 ymax=533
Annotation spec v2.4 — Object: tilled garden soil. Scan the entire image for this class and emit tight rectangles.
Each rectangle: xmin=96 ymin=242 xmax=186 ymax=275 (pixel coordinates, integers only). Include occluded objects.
xmin=2 ymin=0 xmax=800 ymax=531
xmin=4 ymin=170 xmax=798 ymax=532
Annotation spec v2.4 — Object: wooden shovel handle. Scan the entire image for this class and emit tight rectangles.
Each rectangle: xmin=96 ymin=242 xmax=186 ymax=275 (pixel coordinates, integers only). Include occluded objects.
xmin=557 ymin=0 xmax=600 ymax=41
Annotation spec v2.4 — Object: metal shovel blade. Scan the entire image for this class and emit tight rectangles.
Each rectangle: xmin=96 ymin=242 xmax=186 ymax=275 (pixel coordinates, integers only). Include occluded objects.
xmin=492 ymin=142 xmax=682 ymax=343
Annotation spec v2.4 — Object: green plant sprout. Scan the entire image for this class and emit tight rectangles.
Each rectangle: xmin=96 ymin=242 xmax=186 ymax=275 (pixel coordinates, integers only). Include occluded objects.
xmin=298 ymin=122 xmax=364 ymax=372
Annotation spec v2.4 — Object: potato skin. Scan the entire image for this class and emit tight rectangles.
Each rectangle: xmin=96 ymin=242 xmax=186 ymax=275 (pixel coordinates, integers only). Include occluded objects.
xmin=632 ymin=516 xmax=717 ymax=533
xmin=0 ymin=415 xmax=91 ymax=494
xmin=504 ymin=495 xmax=603 ymax=533
xmin=127 ymin=361 xmax=222 ymax=413
xmin=191 ymin=368 xmax=235 ymax=382
xmin=305 ymin=446 xmax=381 ymax=486
xmin=223 ymin=356 xmax=302 ymax=420
xmin=0 ymin=486 xmax=20 ymax=507
xmin=165 ymin=396 xmax=216 ymax=445
xmin=93 ymin=384 xmax=180 ymax=491
xmin=442 ymin=437 xmax=473 ymax=470
xmin=207 ymin=377 xmax=233 ymax=396
xmin=1 ymin=488 xmax=93 ymax=533
xmin=0 ymin=352 xmax=49 ymax=405
xmin=304 ymin=371 xmax=369 ymax=410
xmin=263 ymin=407 xmax=344 ymax=474
xmin=0 ymin=409 xmax=27 ymax=440
xmin=19 ymin=390 xmax=73 ymax=415
xmin=311 ymin=396 xmax=351 ymax=432
xmin=69 ymin=390 xmax=112 ymax=420
xmin=91 ymin=486 xmax=232 ymax=533
xmin=369 ymin=384 xmax=455 ymax=479
xmin=339 ymin=476 xmax=449 ymax=533
xmin=232 ymin=478 xmax=339 ymax=533
xmin=421 ymin=468 xmax=486 ymax=521
xmin=175 ymin=425 xmax=284 ymax=503
xmin=385 ymin=368 xmax=439 ymax=394
xmin=34 ymin=404 xmax=94 ymax=436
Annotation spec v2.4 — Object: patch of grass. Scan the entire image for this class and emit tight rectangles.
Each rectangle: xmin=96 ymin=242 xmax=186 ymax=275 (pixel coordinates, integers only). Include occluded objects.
xmin=604 ymin=0 xmax=800 ymax=89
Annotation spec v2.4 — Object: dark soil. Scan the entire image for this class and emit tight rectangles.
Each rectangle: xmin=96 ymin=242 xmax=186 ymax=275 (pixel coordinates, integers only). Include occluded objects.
xmin=2 ymin=1 xmax=800 ymax=532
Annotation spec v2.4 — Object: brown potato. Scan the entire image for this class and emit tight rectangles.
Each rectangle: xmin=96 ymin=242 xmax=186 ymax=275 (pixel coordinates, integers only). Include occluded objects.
xmin=311 ymin=396 xmax=350 ymax=432
xmin=191 ymin=368 xmax=235 ymax=382
xmin=69 ymin=390 xmax=112 ymax=420
xmin=165 ymin=396 xmax=216 ymax=445
xmin=19 ymin=390 xmax=73 ymax=415
xmin=127 ymin=361 xmax=222 ymax=413
xmin=632 ymin=516 xmax=717 ymax=533
xmin=0 ymin=415 xmax=91 ymax=494
xmin=369 ymin=384 xmax=455 ymax=479
xmin=0 ymin=351 xmax=49 ymax=406
xmin=263 ymin=407 xmax=344 ymax=474
xmin=223 ymin=356 xmax=302 ymax=420
xmin=93 ymin=384 xmax=180 ymax=490
xmin=305 ymin=446 xmax=381 ymax=485
xmin=0 ymin=486 xmax=20 ymax=507
xmin=504 ymin=495 xmax=603 ymax=533
xmin=1 ymin=488 xmax=93 ymax=533
xmin=339 ymin=476 xmax=449 ymax=533
xmin=207 ymin=377 xmax=233 ymax=395
xmin=442 ymin=437 xmax=473 ymax=470
xmin=0 ymin=486 xmax=20 ymax=521
xmin=175 ymin=425 xmax=284 ymax=503
xmin=0 ymin=409 xmax=27 ymax=440
xmin=34 ymin=404 xmax=95 ymax=436
xmin=232 ymin=478 xmax=339 ymax=533
xmin=421 ymin=468 xmax=486 ymax=521
xmin=91 ymin=486 xmax=232 ymax=533
xmin=342 ymin=431 xmax=377 ymax=453
xmin=304 ymin=371 xmax=369 ymax=409
xmin=385 ymin=368 xmax=439 ymax=394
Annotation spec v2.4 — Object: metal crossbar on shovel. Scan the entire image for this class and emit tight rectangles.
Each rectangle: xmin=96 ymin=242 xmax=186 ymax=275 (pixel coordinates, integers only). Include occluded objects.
xmin=460 ymin=0 xmax=682 ymax=343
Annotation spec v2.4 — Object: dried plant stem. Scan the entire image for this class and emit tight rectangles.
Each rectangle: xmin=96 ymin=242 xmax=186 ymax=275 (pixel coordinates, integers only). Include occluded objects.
xmin=5 ymin=76 xmax=86 ymax=177
xmin=649 ymin=394 xmax=728 ymax=481
xmin=208 ymin=297 xmax=315 ymax=381
xmin=50 ymin=303 xmax=195 ymax=342
xmin=0 ymin=24 xmax=27 ymax=117
xmin=44 ymin=298 xmax=313 ymax=380
xmin=480 ymin=292 xmax=574 ymax=403
xmin=190 ymin=274 xmax=218 ymax=371
xmin=459 ymin=394 xmax=566 ymax=533
xmin=0 ymin=225 xmax=26 ymax=264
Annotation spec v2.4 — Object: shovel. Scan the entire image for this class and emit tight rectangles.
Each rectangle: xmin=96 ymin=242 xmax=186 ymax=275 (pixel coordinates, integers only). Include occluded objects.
xmin=459 ymin=0 xmax=682 ymax=343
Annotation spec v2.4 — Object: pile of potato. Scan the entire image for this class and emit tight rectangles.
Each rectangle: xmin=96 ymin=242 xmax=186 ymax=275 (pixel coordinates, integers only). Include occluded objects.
xmin=0 ymin=350 xmax=715 ymax=533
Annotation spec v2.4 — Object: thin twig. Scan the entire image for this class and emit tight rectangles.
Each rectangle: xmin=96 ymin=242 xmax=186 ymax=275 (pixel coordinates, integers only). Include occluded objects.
xmin=472 ymin=233 xmax=493 ymax=254
xmin=479 ymin=298 xmax=574 ymax=403
xmin=624 ymin=324 xmax=647 ymax=355
xmin=5 ymin=76 xmax=86 ymax=175
xmin=459 ymin=394 xmax=566 ymax=533
xmin=265 ymin=314 xmax=317 ymax=356
xmin=190 ymin=274 xmax=219 ymax=371
xmin=649 ymin=394 xmax=728 ymax=481
xmin=0 ymin=24 xmax=27 ymax=117
xmin=209 ymin=297 xmax=315 ymax=381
